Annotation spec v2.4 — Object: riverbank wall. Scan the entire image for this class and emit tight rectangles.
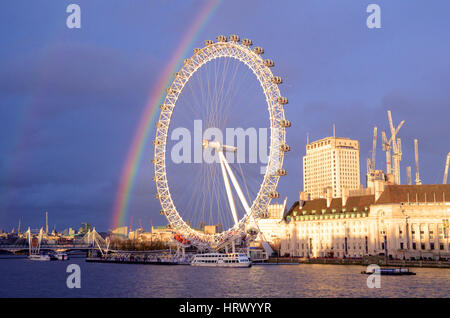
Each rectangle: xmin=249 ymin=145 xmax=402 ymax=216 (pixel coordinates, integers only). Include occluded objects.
xmin=265 ymin=257 xmax=450 ymax=268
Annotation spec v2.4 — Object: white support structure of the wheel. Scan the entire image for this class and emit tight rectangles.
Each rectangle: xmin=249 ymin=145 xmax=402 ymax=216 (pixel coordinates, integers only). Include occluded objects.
xmin=218 ymin=150 xmax=239 ymax=226
xmin=153 ymin=37 xmax=287 ymax=249
xmin=219 ymin=150 xmax=251 ymax=215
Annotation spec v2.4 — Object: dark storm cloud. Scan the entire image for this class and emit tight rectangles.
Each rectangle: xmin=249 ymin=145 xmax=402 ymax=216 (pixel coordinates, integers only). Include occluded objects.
xmin=0 ymin=43 xmax=157 ymax=113
xmin=1 ymin=0 xmax=449 ymax=231
xmin=0 ymin=36 xmax=160 ymax=230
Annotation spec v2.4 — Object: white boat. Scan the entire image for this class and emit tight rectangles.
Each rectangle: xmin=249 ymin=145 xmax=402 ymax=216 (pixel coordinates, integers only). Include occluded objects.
xmin=28 ymin=254 xmax=51 ymax=261
xmin=54 ymin=252 xmax=69 ymax=260
xmin=191 ymin=253 xmax=251 ymax=267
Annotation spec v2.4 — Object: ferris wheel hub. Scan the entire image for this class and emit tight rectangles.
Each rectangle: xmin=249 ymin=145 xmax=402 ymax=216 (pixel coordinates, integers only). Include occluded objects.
xmin=202 ymin=139 xmax=237 ymax=152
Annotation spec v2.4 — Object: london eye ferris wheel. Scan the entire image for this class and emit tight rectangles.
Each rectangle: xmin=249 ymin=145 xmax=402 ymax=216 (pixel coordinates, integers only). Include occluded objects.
xmin=153 ymin=35 xmax=290 ymax=250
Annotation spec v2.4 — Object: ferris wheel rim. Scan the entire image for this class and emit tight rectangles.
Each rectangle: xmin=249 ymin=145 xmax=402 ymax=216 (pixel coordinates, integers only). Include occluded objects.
xmin=153 ymin=37 xmax=287 ymax=248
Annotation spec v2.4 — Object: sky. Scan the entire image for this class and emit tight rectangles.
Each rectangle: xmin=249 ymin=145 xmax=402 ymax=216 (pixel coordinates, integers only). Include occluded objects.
xmin=0 ymin=0 xmax=449 ymax=232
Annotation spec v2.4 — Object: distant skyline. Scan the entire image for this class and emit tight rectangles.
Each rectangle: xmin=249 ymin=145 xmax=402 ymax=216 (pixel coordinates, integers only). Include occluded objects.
xmin=0 ymin=0 xmax=449 ymax=231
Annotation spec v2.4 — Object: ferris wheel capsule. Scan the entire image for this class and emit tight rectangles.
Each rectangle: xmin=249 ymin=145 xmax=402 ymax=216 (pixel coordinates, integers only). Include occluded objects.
xmin=271 ymin=76 xmax=283 ymax=84
xmin=160 ymin=210 xmax=166 ymax=215
xmin=268 ymin=191 xmax=280 ymax=199
xmin=204 ymin=40 xmax=214 ymax=46
xmin=279 ymin=119 xmax=291 ymax=128
xmin=229 ymin=34 xmax=240 ymax=42
xmin=152 ymin=139 xmax=161 ymax=145
xmin=280 ymin=144 xmax=291 ymax=152
xmin=276 ymin=169 xmax=287 ymax=176
xmin=253 ymin=47 xmax=264 ymax=54
xmin=264 ymin=59 xmax=274 ymax=67
xmin=193 ymin=48 xmax=201 ymax=54
xmin=277 ymin=97 xmax=288 ymax=105
xmin=216 ymin=35 xmax=227 ymax=42
xmin=166 ymin=88 xmax=178 ymax=94
xmin=242 ymin=38 xmax=253 ymax=46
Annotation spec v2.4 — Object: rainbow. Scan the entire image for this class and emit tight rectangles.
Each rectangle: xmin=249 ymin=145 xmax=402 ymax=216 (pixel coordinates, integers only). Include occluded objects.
xmin=111 ymin=0 xmax=222 ymax=229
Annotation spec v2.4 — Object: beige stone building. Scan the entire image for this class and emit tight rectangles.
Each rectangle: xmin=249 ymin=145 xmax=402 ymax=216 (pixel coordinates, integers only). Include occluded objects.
xmin=280 ymin=184 xmax=450 ymax=260
xmin=303 ymin=137 xmax=361 ymax=199
xmin=150 ymin=226 xmax=175 ymax=242
xmin=255 ymin=201 xmax=287 ymax=244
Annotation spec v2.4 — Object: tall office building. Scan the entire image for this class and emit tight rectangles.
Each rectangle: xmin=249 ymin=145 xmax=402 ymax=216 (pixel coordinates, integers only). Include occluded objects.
xmin=303 ymin=137 xmax=361 ymax=199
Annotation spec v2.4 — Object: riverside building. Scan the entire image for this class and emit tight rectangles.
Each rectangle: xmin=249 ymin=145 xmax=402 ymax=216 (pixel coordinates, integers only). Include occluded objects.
xmin=280 ymin=183 xmax=450 ymax=260
xmin=255 ymin=200 xmax=287 ymax=244
xmin=303 ymin=137 xmax=361 ymax=200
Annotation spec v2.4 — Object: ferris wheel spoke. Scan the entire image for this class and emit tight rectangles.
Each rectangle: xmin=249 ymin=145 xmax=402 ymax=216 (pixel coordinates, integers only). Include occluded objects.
xmin=238 ymin=161 xmax=253 ymax=207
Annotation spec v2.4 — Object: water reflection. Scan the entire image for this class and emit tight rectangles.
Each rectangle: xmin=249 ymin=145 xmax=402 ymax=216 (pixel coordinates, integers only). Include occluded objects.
xmin=0 ymin=258 xmax=448 ymax=297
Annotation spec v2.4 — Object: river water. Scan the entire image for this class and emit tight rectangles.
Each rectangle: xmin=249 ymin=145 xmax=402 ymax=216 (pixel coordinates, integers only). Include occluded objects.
xmin=0 ymin=257 xmax=448 ymax=297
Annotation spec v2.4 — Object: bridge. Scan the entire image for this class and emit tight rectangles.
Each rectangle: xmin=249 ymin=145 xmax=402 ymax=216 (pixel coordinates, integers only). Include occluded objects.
xmin=0 ymin=244 xmax=93 ymax=254
xmin=0 ymin=228 xmax=107 ymax=255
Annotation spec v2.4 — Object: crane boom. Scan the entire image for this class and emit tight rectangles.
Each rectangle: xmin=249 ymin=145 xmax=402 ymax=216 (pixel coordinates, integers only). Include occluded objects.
xmin=414 ymin=139 xmax=421 ymax=185
xmin=406 ymin=166 xmax=412 ymax=185
xmin=382 ymin=131 xmax=391 ymax=175
xmin=444 ymin=152 xmax=450 ymax=184
xmin=387 ymin=110 xmax=396 ymax=147
xmin=382 ymin=131 xmax=388 ymax=151
xmin=387 ymin=110 xmax=405 ymax=184
xmin=371 ymin=126 xmax=377 ymax=170
xmin=396 ymin=137 xmax=402 ymax=183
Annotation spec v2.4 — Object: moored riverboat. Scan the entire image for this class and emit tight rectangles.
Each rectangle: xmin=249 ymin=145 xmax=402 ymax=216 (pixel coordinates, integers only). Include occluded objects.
xmin=191 ymin=253 xmax=251 ymax=267
xmin=361 ymin=268 xmax=416 ymax=275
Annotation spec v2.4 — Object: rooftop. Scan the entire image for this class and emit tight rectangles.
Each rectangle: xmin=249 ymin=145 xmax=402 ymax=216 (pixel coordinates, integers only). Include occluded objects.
xmin=285 ymin=184 xmax=450 ymax=221
xmin=376 ymin=184 xmax=450 ymax=204
xmin=306 ymin=136 xmax=359 ymax=151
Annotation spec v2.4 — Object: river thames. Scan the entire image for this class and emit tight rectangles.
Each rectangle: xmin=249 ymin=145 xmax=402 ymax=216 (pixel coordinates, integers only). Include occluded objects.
xmin=0 ymin=257 xmax=448 ymax=297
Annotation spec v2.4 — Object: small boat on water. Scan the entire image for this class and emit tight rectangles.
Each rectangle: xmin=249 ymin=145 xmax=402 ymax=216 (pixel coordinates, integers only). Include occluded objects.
xmin=53 ymin=252 xmax=69 ymax=260
xmin=28 ymin=254 xmax=51 ymax=261
xmin=191 ymin=253 xmax=251 ymax=267
xmin=361 ymin=268 xmax=416 ymax=275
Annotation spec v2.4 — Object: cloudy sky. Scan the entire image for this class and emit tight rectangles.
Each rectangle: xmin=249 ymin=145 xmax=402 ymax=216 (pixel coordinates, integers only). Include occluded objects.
xmin=0 ymin=0 xmax=449 ymax=232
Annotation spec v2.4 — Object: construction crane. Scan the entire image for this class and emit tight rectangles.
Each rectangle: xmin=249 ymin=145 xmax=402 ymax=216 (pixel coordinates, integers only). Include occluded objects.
xmin=406 ymin=166 xmax=412 ymax=185
xmin=387 ymin=110 xmax=405 ymax=185
xmin=366 ymin=126 xmax=383 ymax=190
xmin=381 ymin=131 xmax=392 ymax=175
xmin=443 ymin=152 xmax=450 ymax=184
xmin=397 ymin=137 xmax=402 ymax=182
xmin=381 ymin=127 xmax=404 ymax=182
xmin=414 ymin=139 xmax=421 ymax=185
xmin=366 ymin=126 xmax=378 ymax=173
xmin=370 ymin=126 xmax=377 ymax=171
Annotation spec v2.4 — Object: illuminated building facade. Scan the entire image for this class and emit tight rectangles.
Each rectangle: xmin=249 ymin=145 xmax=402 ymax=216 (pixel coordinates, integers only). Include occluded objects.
xmin=280 ymin=184 xmax=450 ymax=260
xmin=303 ymin=137 xmax=361 ymax=199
